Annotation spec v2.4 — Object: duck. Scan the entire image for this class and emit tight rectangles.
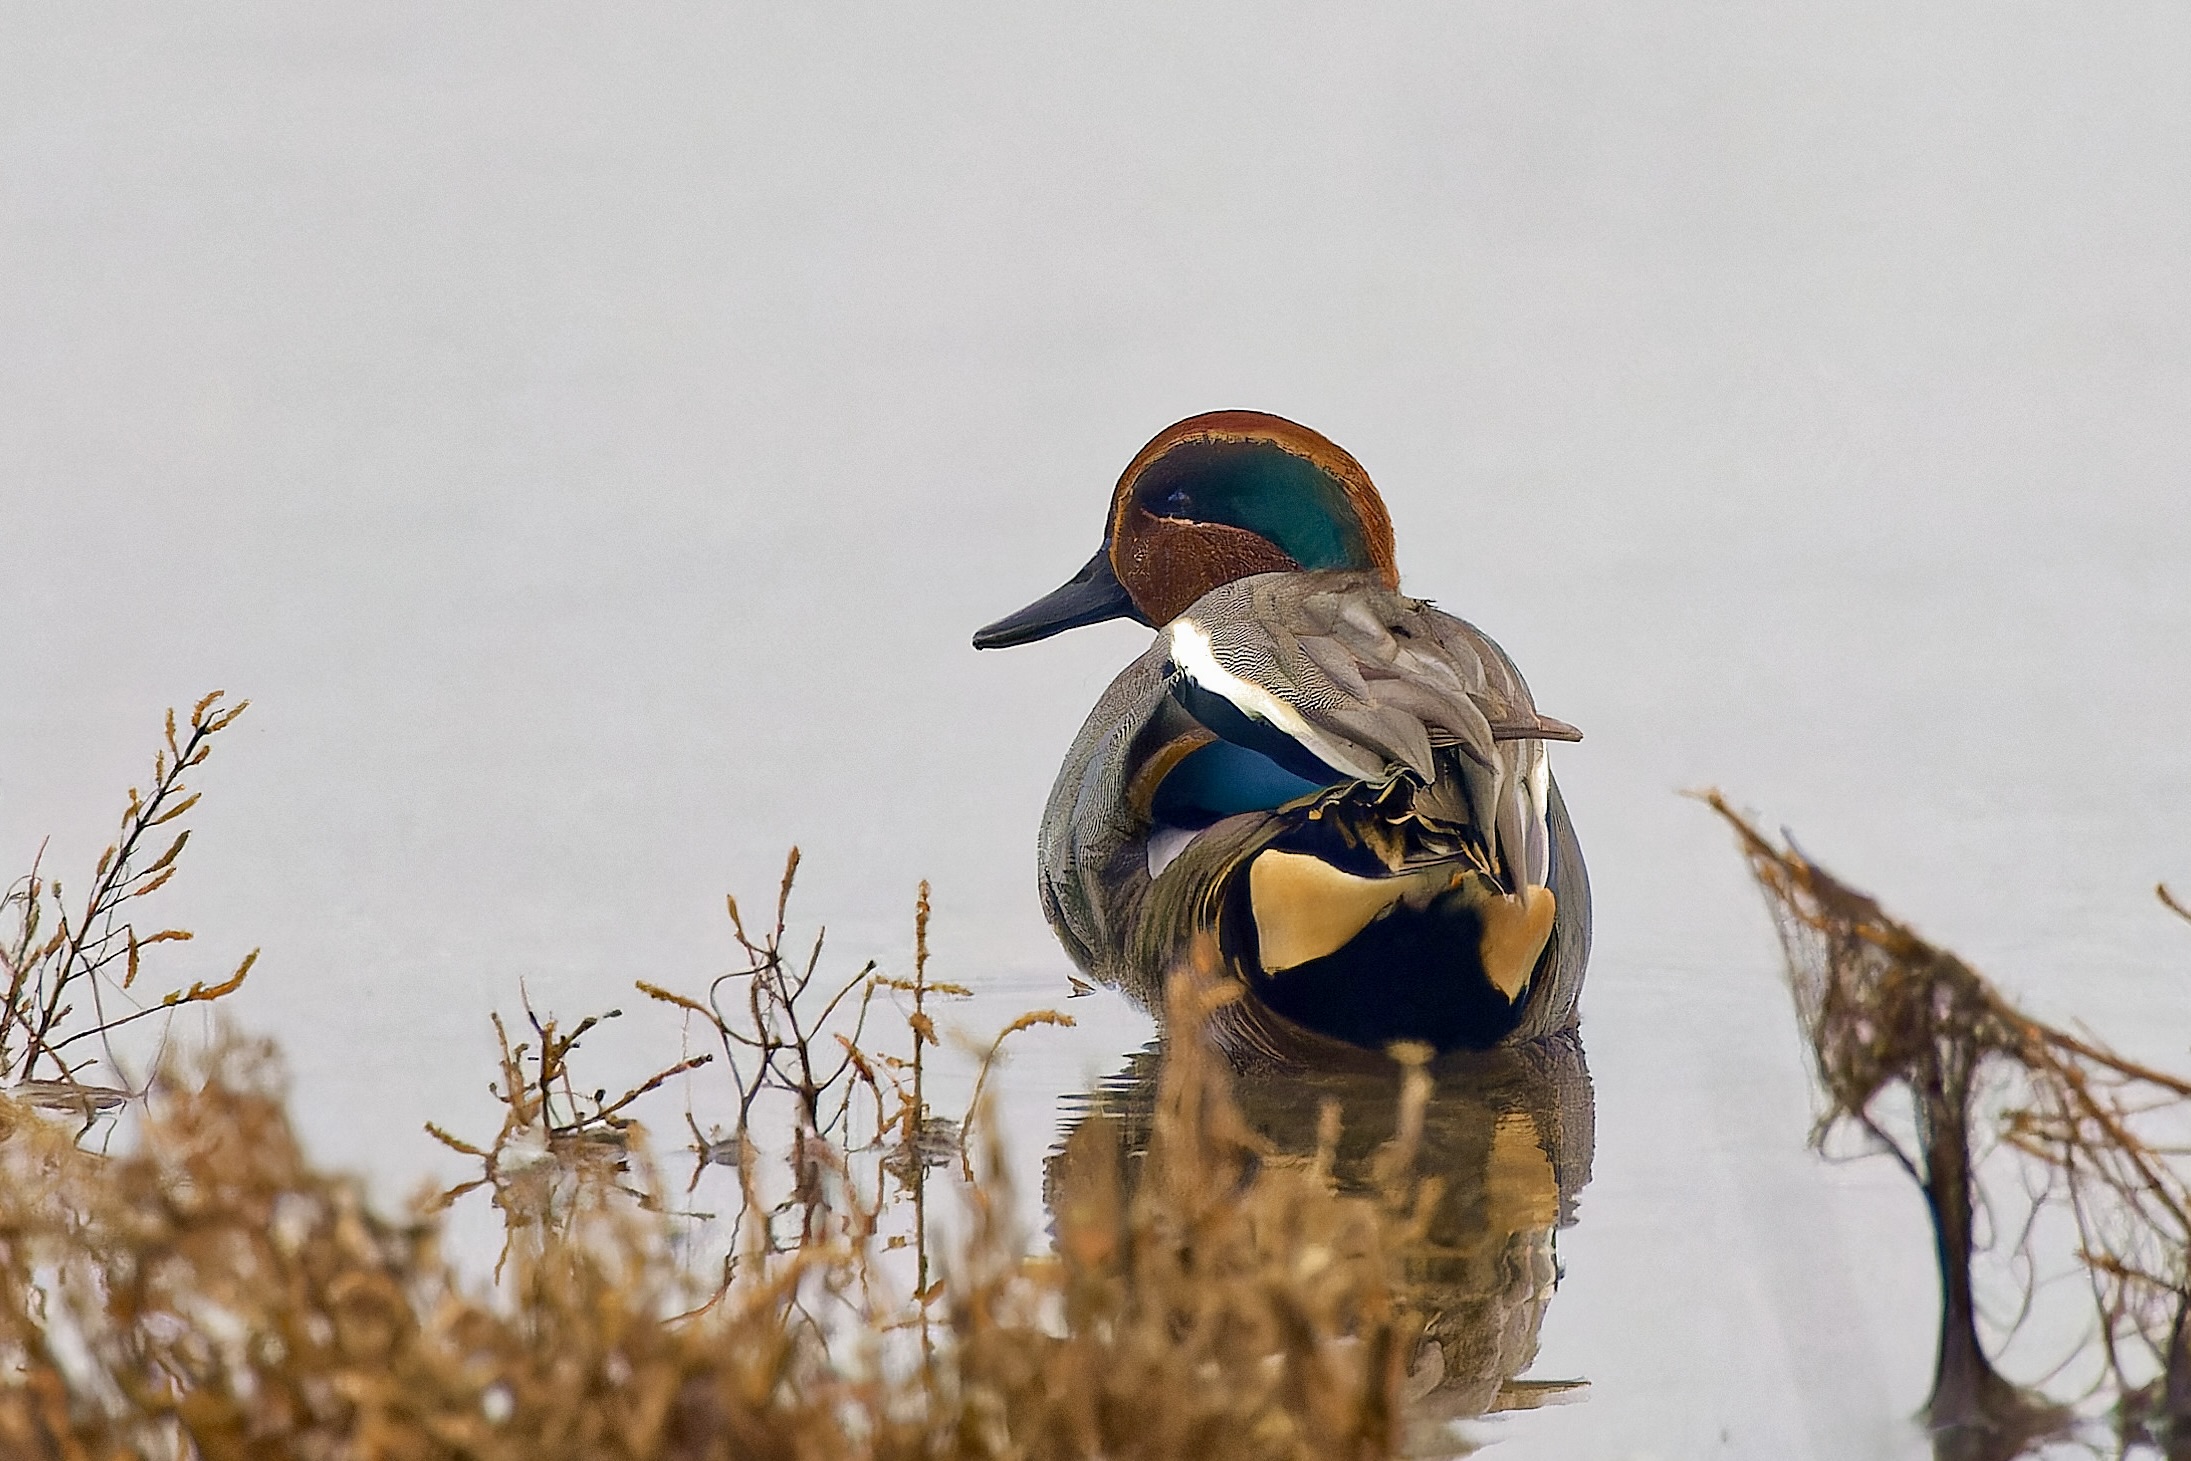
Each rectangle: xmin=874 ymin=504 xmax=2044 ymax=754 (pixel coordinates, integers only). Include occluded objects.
xmin=974 ymin=410 xmax=1589 ymax=1055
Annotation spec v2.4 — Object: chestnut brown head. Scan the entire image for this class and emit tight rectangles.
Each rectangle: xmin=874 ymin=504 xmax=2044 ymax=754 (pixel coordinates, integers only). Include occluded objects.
xmin=974 ymin=411 xmax=1399 ymax=649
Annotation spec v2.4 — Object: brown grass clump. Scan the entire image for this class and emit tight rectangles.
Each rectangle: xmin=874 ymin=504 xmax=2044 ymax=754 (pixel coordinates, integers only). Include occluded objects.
xmin=1706 ymin=792 xmax=2191 ymax=1461
xmin=0 ymin=955 xmax=1426 ymax=1461
xmin=951 ymin=965 xmax=1415 ymax=1461
xmin=1056 ymin=1031 xmax=1594 ymax=1445
xmin=0 ymin=695 xmax=1490 ymax=1460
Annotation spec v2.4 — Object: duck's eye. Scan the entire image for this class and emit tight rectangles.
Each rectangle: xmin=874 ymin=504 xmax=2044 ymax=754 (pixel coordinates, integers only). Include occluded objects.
xmin=1154 ymin=484 xmax=1194 ymax=515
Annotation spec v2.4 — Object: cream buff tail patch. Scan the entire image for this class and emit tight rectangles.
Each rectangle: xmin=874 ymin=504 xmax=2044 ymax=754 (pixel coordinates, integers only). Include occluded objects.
xmin=1479 ymin=885 xmax=1556 ymax=1001
xmin=1247 ymin=849 xmax=1555 ymax=1002
xmin=1248 ymin=851 xmax=1447 ymax=973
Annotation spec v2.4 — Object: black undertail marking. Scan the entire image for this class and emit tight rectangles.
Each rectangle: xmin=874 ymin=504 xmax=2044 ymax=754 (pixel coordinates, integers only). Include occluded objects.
xmin=1236 ymin=880 xmax=1531 ymax=1052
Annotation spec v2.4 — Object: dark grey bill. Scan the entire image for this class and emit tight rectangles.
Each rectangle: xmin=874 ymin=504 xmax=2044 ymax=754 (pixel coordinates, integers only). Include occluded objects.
xmin=972 ymin=546 xmax=1151 ymax=649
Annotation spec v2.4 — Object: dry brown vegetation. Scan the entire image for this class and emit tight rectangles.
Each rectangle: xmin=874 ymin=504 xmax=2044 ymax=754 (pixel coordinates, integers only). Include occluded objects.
xmin=1057 ymin=1028 xmax=1593 ymax=1441
xmin=1707 ymin=792 xmax=2191 ymax=1461
xmin=0 ymin=697 xmax=1541 ymax=1460
xmin=2 ymin=691 xmax=256 ymax=1119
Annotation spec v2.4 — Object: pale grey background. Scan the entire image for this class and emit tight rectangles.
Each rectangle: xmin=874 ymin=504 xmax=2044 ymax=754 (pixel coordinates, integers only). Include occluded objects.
xmin=4 ymin=6 xmax=2188 ymax=1457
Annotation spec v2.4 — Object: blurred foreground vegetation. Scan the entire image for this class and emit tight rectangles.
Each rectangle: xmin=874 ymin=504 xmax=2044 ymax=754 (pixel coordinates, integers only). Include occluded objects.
xmin=10 ymin=697 xmax=2191 ymax=1461
xmin=0 ymin=697 xmax=1462 ymax=1460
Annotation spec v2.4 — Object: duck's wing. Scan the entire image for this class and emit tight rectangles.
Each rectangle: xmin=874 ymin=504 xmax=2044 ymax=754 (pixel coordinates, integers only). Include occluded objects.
xmin=1163 ymin=571 xmax=1580 ymax=888
xmin=1169 ymin=573 xmax=1578 ymax=775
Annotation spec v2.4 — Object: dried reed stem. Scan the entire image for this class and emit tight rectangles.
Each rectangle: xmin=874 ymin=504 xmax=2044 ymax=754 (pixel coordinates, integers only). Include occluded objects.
xmin=1705 ymin=791 xmax=2191 ymax=1457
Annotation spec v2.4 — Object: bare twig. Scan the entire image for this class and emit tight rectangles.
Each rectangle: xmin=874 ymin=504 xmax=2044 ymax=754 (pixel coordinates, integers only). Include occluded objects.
xmin=1 ymin=693 xmax=253 ymax=1106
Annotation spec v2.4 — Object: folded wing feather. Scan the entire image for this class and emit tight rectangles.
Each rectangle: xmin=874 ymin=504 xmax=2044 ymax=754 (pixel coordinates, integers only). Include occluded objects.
xmin=1166 ymin=571 xmax=1571 ymax=889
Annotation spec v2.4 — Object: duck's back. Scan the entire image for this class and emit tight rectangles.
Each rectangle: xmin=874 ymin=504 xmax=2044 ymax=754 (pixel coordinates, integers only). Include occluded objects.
xmin=1036 ymin=571 xmax=1589 ymax=1051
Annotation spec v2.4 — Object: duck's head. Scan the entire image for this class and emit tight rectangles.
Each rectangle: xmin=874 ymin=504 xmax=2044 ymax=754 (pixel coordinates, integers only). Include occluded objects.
xmin=973 ymin=410 xmax=1399 ymax=649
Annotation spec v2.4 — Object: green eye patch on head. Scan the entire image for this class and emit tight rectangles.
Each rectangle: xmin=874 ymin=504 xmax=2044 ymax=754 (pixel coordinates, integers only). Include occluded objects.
xmin=1135 ymin=439 xmax=1375 ymax=572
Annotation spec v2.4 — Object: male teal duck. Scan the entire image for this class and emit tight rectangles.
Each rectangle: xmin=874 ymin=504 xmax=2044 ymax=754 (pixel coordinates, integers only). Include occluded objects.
xmin=974 ymin=411 xmax=1589 ymax=1054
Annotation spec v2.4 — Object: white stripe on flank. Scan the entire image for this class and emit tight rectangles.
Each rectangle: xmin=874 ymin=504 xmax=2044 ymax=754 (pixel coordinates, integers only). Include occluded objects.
xmin=1166 ymin=617 xmax=1387 ymax=783
xmin=1522 ymin=738 xmax=1551 ymax=888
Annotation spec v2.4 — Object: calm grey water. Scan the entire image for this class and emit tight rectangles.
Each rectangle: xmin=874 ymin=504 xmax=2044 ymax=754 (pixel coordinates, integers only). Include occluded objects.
xmin=5 ymin=6 xmax=2189 ymax=1456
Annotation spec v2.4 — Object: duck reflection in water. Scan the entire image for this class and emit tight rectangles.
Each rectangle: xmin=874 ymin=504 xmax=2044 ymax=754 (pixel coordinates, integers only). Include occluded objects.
xmin=1050 ymin=1023 xmax=1595 ymax=1430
